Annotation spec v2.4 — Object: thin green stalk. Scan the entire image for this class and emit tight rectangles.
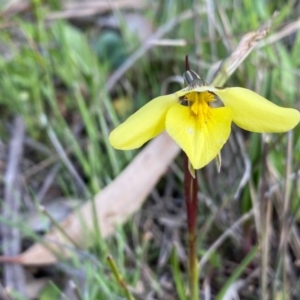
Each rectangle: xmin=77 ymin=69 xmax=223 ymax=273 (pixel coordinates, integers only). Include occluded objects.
xmin=216 ymin=245 xmax=259 ymax=300
xmin=171 ymin=248 xmax=188 ymax=300
xmin=107 ymin=255 xmax=135 ymax=300
xmin=184 ymin=153 xmax=199 ymax=300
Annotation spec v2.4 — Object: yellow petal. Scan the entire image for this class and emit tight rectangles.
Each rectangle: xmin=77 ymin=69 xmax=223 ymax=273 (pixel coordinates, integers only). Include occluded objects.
xmin=109 ymin=94 xmax=178 ymax=149
xmin=165 ymin=104 xmax=233 ymax=169
xmin=214 ymin=87 xmax=300 ymax=132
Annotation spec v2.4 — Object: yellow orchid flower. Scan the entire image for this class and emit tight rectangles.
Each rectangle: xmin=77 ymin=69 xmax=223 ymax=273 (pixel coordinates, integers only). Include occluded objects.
xmin=109 ymin=70 xmax=300 ymax=169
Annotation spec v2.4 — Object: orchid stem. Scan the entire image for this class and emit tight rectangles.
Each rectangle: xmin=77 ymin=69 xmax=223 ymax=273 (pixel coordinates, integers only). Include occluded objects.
xmin=184 ymin=153 xmax=199 ymax=300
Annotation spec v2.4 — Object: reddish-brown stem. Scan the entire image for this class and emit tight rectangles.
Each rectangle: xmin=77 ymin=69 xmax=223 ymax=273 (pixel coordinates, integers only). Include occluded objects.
xmin=185 ymin=55 xmax=191 ymax=71
xmin=184 ymin=153 xmax=199 ymax=299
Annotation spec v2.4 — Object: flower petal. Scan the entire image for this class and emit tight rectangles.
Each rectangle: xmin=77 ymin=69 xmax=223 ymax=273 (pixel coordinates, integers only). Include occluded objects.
xmin=165 ymin=104 xmax=233 ymax=169
xmin=109 ymin=94 xmax=178 ymax=149
xmin=214 ymin=87 xmax=300 ymax=132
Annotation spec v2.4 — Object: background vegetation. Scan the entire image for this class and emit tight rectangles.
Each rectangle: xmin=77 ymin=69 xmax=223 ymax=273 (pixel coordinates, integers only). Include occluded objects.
xmin=0 ymin=0 xmax=300 ymax=299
